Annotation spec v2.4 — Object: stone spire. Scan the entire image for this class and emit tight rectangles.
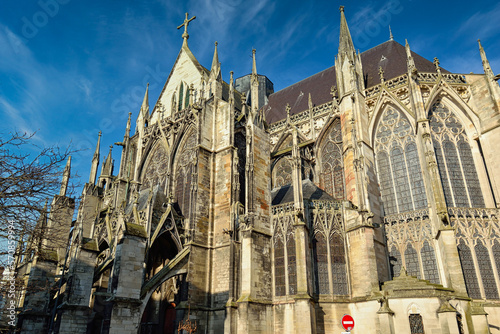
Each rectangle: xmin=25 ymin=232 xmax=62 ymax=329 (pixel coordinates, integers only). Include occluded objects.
xmin=405 ymin=39 xmax=416 ymax=73
xmin=478 ymin=39 xmax=500 ymax=112
xmin=338 ymin=6 xmax=356 ymax=62
xmin=136 ymin=84 xmax=149 ymax=133
xmin=229 ymin=71 xmax=234 ymax=104
xmin=251 ymin=49 xmax=259 ymax=112
xmin=291 ymin=127 xmax=303 ymax=212
xmin=101 ymin=145 xmax=114 ymax=177
xmin=125 ymin=111 xmax=132 ymax=138
xmin=141 ymin=83 xmax=149 ymax=117
xmin=335 ymin=6 xmax=364 ymax=97
xmin=89 ymin=131 xmax=101 ymax=184
xmin=389 ymin=26 xmax=394 ymax=41
xmin=210 ymin=41 xmax=221 ymax=81
xmin=59 ymin=156 xmax=71 ymax=196
xmin=478 ymin=39 xmax=495 ymax=79
xmin=116 ymin=112 xmax=132 ymax=178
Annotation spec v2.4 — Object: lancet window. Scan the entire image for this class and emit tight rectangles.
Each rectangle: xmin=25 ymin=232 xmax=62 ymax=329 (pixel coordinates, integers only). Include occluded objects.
xmin=174 ymin=82 xmax=190 ymax=112
xmin=374 ymin=107 xmax=427 ymax=216
xmin=311 ymin=206 xmax=348 ymax=295
xmin=174 ymin=132 xmax=197 ymax=220
xmin=450 ymin=207 xmax=500 ymax=300
xmin=319 ymin=118 xmax=344 ymax=200
xmin=429 ymin=101 xmax=484 ymax=208
xmin=272 ymin=214 xmax=297 ymax=297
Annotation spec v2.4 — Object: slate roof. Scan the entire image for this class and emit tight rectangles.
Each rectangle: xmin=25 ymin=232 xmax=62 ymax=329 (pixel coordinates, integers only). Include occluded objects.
xmin=271 ymin=179 xmax=336 ymax=206
xmin=264 ymin=40 xmax=449 ymax=124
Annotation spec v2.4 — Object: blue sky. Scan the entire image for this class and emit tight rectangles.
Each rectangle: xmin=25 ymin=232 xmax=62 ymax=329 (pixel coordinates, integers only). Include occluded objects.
xmin=1 ymin=0 xmax=499 ymax=190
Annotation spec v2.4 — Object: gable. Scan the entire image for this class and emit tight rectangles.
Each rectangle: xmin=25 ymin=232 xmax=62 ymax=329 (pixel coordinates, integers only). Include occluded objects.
xmin=150 ymin=46 xmax=209 ymax=123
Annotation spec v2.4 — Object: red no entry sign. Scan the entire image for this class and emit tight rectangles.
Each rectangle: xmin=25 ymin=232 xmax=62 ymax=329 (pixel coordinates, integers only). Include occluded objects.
xmin=341 ymin=314 xmax=355 ymax=331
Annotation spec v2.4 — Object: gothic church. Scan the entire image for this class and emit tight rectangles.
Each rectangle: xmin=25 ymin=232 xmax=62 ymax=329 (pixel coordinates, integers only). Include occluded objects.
xmin=14 ymin=6 xmax=500 ymax=334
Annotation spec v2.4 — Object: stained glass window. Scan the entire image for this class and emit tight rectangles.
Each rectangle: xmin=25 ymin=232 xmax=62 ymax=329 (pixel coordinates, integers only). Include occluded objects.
xmin=142 ymin=145 xmax=169 ymax=191
xmin=405 ymin=243 xmax=421 ymax=279
xmin=287 ymin=234 xmax=297 ymax=295
xmin=375 ymin=107 xmax=427 ymax=215
xmin=175 ymin=132 xmax=197 ymax=219
xmin=235 ymin=132 xmax=246 ymax=206
xmin=274 ymin=156 xmax=293 ymax=188
xmin=457 ymin=240 xmax=481 ymax=299
xmin=429 ymin=102 xmax=485 ymax=208
xmin=421 ymin=241 xmax=440 ymax=284
xmin=274 ymin=237 xmax=286 ymax=296
xmin=178 ymin=82 xmax=184 ymax=112
xmin=313 ymin=234 xmax=329 ymax=295
xmin=312 ymin=227 xmax=348 ymax=295
xmin=389 ymin=246 xmax=402 ymax=278
xmin=409 ymin=314 xmax=425 ymax=334
xmin=320 ymin=118 xmax=344 ymax=200
xmin=493 ymin=241 xmax=500 ymax=279
xmin=331 ymin=233 xmax=348 ymax=295
xmin=475 ymin=241 xmax=499 ymax=299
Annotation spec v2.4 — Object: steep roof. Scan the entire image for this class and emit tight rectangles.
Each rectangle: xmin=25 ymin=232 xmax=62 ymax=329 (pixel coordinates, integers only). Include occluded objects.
xmin=264 ymin=40 xmax=449 ymax=124
xmin=271 ymin=179 xmax=335 ymax=205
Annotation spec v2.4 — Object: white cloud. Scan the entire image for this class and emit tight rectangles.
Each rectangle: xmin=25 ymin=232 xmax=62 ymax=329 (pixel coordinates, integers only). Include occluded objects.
xmin=453 ymin=3 xmax=500 ymax=42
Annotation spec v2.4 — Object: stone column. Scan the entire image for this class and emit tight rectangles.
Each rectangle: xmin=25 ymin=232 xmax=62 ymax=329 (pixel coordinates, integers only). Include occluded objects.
xmin=437 ymin=299 xmax=461 ymax=334
xmin=294 ymin=218 xmax=315 ymax=334
xmin=57 ymin=246 xmax=98 ymax=334
xmin=107 ymin=234 xmax=146 ymax=334
xmin=470 ymin=302 xmax=490 ymax=334
xmin=376 ymin=297 xmax=395 ymax=334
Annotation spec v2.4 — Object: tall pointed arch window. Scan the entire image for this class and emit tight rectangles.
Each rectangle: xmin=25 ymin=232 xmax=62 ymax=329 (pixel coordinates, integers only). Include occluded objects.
xmin=174 ymin=131 xmax=197 ymax=220
xmin=374 ymin=107 xmax=427 ymax=216
xmin=173 ymin=82 xmax=191 ymax=113
xmin=429 ymin=101 xmax=484 ymax=208
xmin=141 ymin=144 xmax=169 ymax=192
xmin=319 ymin=118 xmax=344 ymax=200
xmin=311 ymin=210 xmax=348 ymax=295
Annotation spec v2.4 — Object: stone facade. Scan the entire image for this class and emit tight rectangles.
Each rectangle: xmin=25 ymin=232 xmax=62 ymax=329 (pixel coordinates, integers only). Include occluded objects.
xmin=14 ymin=7 xmax=500 ymax=334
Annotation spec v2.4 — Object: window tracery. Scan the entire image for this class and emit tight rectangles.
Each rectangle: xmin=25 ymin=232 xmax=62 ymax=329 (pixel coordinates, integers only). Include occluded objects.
xmin=274 ymin=156 xmax=293 ymax=188
xmin=319 ymin=118 xmax=344 ymax=200
xmin=449 ymin=207 xmax=500 ymax=299
xmin=374 ymin=107 xmax=427 ymax=216
xmin=429 ymin=101 xmax=484 ymax=208
xmin=384 ymin=212 xmax=440 ymax=283
xmin=475 ymin=241 xmax=499 ymax=299
xmin=311 ymin=204 xmax=348 ymax=295
xmin=175 ymin=132 xmax=197 ymax=219
xmin=142 ymin=145 xmax=169 ymax=191
xmin=272 ymin=212 xmax=296 ymax=297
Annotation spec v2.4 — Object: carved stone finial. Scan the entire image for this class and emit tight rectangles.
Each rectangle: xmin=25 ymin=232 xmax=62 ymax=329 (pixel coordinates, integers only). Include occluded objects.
xmin=433 ymin=57 xmax=441 ymax=74
xmin=339 ymin=5 xmax=344 ymax=12
xmin=177 ymin=12 xmax=196 ymax=42
xmin=389 ymin=25 xmax=394 ymax=41
xmin=330 ymin=86 xmax=337 ymax=99
xmin=286 ymin=103 xmax=291 ymax=119
xmin=379 ymin=66 xmax=385 ymax=83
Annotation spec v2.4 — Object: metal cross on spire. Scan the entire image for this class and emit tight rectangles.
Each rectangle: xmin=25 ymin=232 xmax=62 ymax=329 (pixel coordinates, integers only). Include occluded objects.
xmin=177 ymin=12 xmax=196 ymax=42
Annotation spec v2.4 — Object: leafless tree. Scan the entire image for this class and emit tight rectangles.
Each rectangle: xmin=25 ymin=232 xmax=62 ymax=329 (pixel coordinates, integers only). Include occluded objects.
xmin=0 ymin=132 xmax=79 ymax=264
